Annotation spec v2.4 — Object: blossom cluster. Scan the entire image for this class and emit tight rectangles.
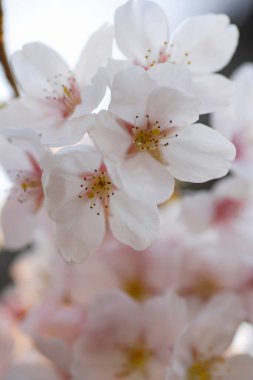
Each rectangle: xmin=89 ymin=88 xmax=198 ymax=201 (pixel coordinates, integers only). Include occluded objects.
xmin=0 ymin=0 xmax=253 ymax=379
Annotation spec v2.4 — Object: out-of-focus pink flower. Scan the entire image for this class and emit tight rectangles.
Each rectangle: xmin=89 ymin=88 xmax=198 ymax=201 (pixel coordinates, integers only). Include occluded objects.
xmin=71 ymin=291 xmax=187 ymax=380
xmin=168 ymin=294 xmax=253 ymax=380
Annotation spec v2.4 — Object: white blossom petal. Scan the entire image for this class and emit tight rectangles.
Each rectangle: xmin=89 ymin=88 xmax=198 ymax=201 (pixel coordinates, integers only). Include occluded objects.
xmin=146 ymin=86 xmax=200 ymax=127
xmin=165 ymin=123 xmax=236 ymax=182
xmin=115 ymin=0 xmax=169 ymax=66
xmin=55 ymin=201 xmax=106 ymax=263
xmin=109 ymin=190 xmax=159 ymax=250
xmin=89 ymin=111 xmax=132 ymax=161
xmin=11 ymin=42 xmax=70 ymax=98
xmin=192 ymin=73 xmax=234 ymax=114
xmin=171 ymin=14 xmax=239 ymax=74
xmin=117 ymin=152 xmax=175 ymax=204
xmin=75 ymin=24 xmax=113 ymax=85
xmin=109 ymin=66 xmax=157 ymax=124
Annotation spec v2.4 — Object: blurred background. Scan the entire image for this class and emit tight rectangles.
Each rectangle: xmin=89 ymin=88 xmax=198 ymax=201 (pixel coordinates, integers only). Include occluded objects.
xmin=1 ymin=0 xmax=253 ymax=289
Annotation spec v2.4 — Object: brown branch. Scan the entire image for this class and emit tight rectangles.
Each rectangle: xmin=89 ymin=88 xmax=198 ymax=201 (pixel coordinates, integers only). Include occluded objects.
xmin=0 ymin=0 xmax=19 ymax=97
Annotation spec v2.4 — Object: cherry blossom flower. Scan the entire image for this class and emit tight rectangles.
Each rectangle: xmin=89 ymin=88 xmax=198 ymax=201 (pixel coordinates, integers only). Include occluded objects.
xmin=212 ymin=63 xmax=253 ymax=179
xmin=71 ymin=291 xmax=187 ymax=380
xmin=90 ymin=66 xmax=236 ymax=205
xmin=0 ymin=25 xmax=113 ymax=146
xmin=22 ymin=300 xmax=86 ymax=375
xmin=168 ymin=293 xmax=253 ymax=380
xmin=0 ymin=130 xmax=52 ymax=249
xmin=43 ymin=145 xmax=160 ymax=262
xmin=111 ymin=0 xmax=239 ymax=114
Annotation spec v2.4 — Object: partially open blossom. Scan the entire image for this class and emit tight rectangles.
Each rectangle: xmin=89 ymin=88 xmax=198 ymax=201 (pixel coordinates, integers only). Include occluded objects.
xmin=212 ymin=63 xmax=253 ymax=179
xmin=0 ymin=130 xmax=52 ymax=249
xmin=71 ymin=291 xmax=187 ymax=380
xmin=43 ymin=145 xmax=160 ymax=262
xmin=111 ymin=0 xmax=239 ymax=113
xmin=90 ymin=66 xmax=236 ymax=205
xmin=0 ymin=25 xmax=113 ymax=146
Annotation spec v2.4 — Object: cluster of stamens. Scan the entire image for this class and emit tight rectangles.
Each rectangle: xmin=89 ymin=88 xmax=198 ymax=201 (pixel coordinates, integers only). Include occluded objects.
xmin=44 ymin=72 xmax=81 ymax=118
xmin=132 ymin=115 xmax=177 ymax=152
xmin=187 ymin=354 xmax=225 ymax=380
xmin=7 ymin=169 xmax=43 ymax=208
xmin=144 ymin=41 xmax=191 ymax=69
xmin=78 ymin=169 xmax=115 ymax=215
xmin=116 ymin=343 xmax=151 ymax=378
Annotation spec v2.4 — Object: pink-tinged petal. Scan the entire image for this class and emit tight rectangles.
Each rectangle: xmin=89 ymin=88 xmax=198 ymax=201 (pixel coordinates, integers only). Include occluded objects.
xmin=115 ymin=0 xmax=169 ymax=66
xmin=171 ymin=14 xmax=239 ymax=74
xmin=89 ymin=111 xmax=132 ymax=161
xmin=11 ymin=42 xmax=70 ymax=98
xmin=1 ymin=195 xmax=43 ymax=250
xmin=56 ymin=201 xmax=106 ymax=263
xmin=148 ymin=62 xmax=192 ymax=92
xmin=109 ymin=190 xmax=159 ymax=250
xmin=109 ymin=66 xmax=157 ymax=124
xmin=146 ymin=86 xmax=200 ymax=128
xmin=75 ymin=24 xmax=114 ymax=85
xmin=192 ymin=74 xmax=234 ymax=114
xmin=165 ymin=123 xmax=236 ymax=182
xmin=217 ymin=355 xmax=253 ymax=380
xmin=117 ymin=151 xmax=175 ymax=204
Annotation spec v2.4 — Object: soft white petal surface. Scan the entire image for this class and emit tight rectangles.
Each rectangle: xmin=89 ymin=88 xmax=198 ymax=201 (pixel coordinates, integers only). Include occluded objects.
xmin=12 ymin=42 xmax=69 ymax=98
xmin=165 ymin=123 xmax=236 ymax=182
xmin=171 ymin=14 xmax=239 ymax=74
xmin=75 ymin=24 xmax=113 ymax=85
xmin=109 ymin=190 xmax=159 ymax=250
xmin=109 ymin=66 xmax=157 ymax=123
xmin=146 ymin=86 xmax=200 ymax=127
xmin=118 ymin=152 xmax=175 ymax=204
xmin=115 ymin=0 xmax=169 ymax=66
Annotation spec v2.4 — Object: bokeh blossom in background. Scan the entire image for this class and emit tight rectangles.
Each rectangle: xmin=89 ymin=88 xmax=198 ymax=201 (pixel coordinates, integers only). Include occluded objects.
xmin=0 ymin=0 xmax=253 ymax=379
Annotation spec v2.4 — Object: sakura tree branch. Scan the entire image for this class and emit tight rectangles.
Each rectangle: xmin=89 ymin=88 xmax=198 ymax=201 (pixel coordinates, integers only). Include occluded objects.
xmin=0 ymin=0 xmax=19 ymax=97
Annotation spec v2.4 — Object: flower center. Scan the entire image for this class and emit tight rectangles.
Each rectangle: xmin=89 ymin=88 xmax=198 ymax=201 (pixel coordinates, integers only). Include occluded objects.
xmin=8 ymin=153 xmax=44 ymax=211
xmin=123 ymin=279 xmax=148 ymax=301
xmin=132 ymin=115 xmax=176 ymax=153
xmin=179 ymin=277 xmax=220 ymax=301
xmin=78 ymin=169 xmax=115 ymax=215
xmin=187 ymin=360 xmax=212 ymax=380
xmin=44 ymin=74 xmax=81 ymax=118
xmin=117 ymin=344 xmax=152 ymax=378
xmin=187 ymin=357 xmax=224 ymax=380
xmin=143 ymin=41 xmax=192 ymax=69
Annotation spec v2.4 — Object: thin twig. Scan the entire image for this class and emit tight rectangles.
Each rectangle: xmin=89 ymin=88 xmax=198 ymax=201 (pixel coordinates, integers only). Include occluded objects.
xmin=0 ymin=0 xmax=19 ymax=97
